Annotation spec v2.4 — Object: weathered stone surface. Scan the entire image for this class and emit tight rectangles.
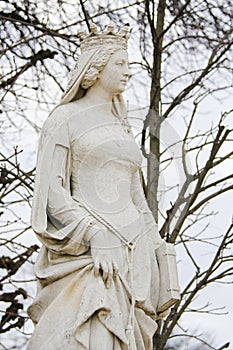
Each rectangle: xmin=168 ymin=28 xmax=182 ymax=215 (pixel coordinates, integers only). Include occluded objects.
xmin=27 ymin=24 xmax=179 ymax=350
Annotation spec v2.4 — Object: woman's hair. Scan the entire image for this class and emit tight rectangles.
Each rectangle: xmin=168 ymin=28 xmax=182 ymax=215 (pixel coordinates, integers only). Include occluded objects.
xmin=81 ymin=47 xmax=120 ymax=89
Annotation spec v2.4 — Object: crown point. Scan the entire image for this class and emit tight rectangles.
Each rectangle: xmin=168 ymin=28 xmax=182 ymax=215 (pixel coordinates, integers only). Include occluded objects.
xmin=90 ymin=23 xmax=98 ymax=35
xmin=77 ymin=30 xmax=86 ymax=40
xmin=107 ymin=24 xmax=114 ymax=33
xmin=118 ymin=26 xmax=130 ymax=38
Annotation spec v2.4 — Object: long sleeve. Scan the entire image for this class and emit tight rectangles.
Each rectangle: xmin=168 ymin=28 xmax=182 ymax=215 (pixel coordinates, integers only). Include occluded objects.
xmin=44 ymin=143 xmax=103 ymax=254
xmin=47 ymin=144 xmax=87 ymax=228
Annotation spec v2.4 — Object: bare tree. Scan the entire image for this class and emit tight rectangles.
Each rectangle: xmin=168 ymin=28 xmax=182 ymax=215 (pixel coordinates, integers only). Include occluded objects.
xmin=0 ymin=1 xmax=232 ymax=349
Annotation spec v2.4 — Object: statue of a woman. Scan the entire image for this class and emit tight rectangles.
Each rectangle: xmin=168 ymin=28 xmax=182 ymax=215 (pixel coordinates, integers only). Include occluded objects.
xmin=27 ymin=24 xmax=171 ymax=350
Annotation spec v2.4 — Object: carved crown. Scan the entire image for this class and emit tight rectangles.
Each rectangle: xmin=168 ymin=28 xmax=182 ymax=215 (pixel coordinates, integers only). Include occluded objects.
xmin=77 ymin=23 xmax=131 ymax=52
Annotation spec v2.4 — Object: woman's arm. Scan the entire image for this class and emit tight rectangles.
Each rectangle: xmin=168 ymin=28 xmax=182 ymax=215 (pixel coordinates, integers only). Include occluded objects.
xmin=47 ymin=143 xmax=103 ymax=240
xmin=47 ymin=143 xmax=118 ymax=286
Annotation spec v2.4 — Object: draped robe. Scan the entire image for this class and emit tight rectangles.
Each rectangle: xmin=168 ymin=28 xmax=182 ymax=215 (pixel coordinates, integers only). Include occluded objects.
xmin=26 ymin=101 xmax=165 ymax=350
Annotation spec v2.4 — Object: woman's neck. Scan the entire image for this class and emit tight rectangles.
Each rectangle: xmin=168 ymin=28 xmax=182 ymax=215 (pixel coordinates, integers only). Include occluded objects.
xmin=83 ymin=84 xmax=113 ymax=114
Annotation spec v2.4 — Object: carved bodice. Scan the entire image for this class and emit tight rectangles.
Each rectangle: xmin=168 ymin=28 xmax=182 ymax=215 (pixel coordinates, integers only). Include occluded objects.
xmin=68 ymin=111 xmax=143 ymax=236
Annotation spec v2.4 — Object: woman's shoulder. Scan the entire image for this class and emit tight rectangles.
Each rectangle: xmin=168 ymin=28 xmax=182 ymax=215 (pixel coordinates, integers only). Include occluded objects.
xmin=41 ymin=102 xmax=84 ymax=133
xmin=39 ymin=103 xmax=76 ymax=148
xmin=49 ymin=101 xmax=84 ymax=122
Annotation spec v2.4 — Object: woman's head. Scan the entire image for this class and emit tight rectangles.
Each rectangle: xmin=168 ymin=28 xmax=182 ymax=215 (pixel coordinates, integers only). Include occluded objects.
xmin=81 ymin=47 xmax=125 ymax=90
xmin=90 ymin=49 xmax=130 ymax=95
xmin=60 ymin=24 xmax=131 ymax=104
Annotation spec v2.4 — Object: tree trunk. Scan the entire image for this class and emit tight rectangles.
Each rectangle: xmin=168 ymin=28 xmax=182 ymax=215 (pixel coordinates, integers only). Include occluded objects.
xmin=145 ymin=1 xmax=167 ymax=349
xmin=147 ymin=0 xmax=166 ymax=224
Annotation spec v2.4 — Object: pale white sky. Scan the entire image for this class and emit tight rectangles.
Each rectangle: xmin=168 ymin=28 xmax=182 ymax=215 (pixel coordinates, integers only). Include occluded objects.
xmin=1 ymin=5 xmax=232 ymax=348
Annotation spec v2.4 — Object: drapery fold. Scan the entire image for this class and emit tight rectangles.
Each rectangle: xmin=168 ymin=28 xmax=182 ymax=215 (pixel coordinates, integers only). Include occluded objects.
xmin=27 ymin=46 xmax=163 ymax=350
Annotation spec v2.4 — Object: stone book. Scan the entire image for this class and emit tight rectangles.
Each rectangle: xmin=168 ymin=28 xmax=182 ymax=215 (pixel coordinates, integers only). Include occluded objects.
xmin=156 ymin=242 xmax=180 ymax=314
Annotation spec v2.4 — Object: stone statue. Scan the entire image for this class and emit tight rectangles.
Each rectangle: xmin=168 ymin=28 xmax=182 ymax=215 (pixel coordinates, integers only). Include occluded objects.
xmin=27 ymin=23 xmax=179 ymax=350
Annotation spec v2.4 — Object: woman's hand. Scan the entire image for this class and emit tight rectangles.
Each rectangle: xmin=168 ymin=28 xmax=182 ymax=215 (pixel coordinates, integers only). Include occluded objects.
xmin=90 ymin=229 xmax=119 ymax=288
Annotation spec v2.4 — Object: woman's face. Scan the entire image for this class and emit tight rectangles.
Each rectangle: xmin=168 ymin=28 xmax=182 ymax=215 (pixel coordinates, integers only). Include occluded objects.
xmin=97 ymin=49 xmax=130 ymax=94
